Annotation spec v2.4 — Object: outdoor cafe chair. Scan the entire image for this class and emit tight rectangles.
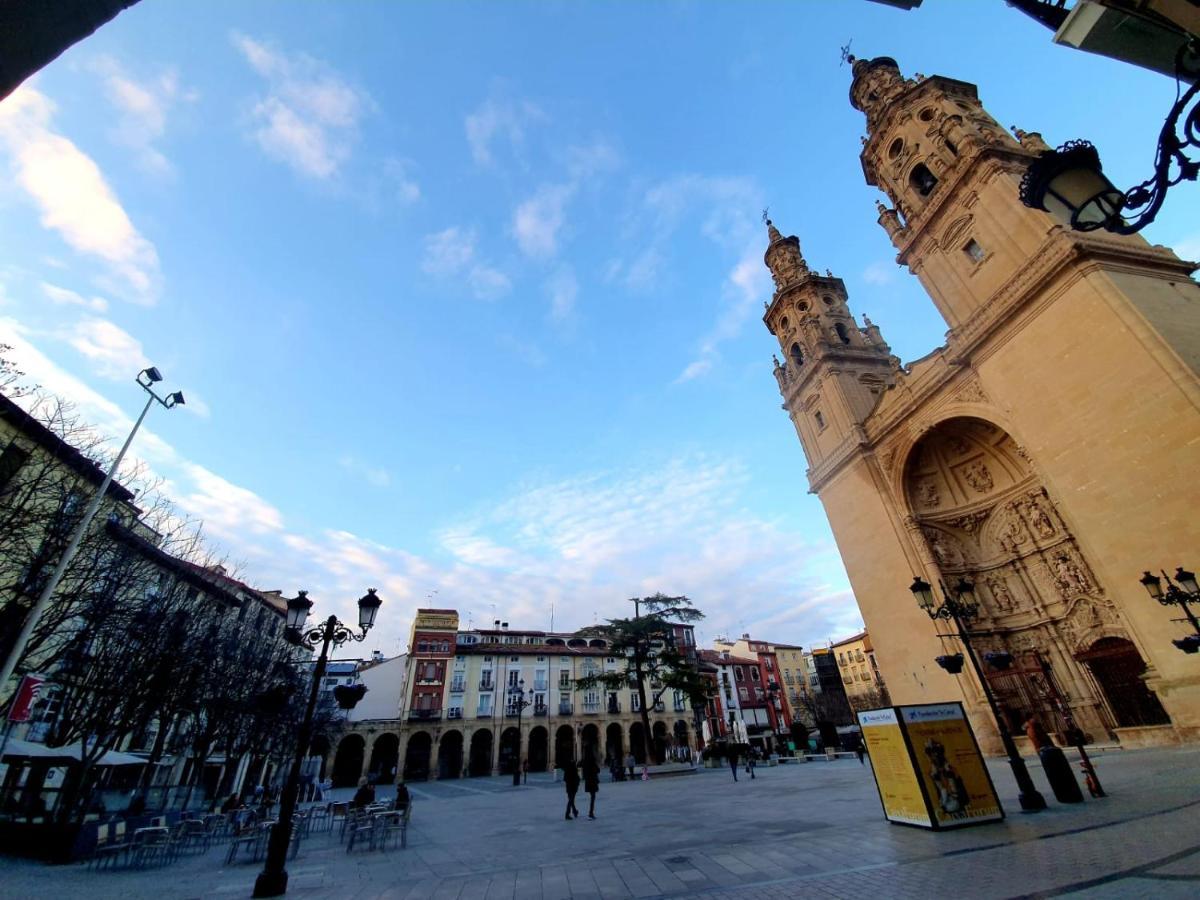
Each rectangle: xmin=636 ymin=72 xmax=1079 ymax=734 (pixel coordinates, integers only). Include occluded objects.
xmin=90 ymin=821 xmax=131 ymax=870
xmin=131 ymin=827 xmax=172 ymax=868
xmin=344 ymin=815 xmax=378 ymax=853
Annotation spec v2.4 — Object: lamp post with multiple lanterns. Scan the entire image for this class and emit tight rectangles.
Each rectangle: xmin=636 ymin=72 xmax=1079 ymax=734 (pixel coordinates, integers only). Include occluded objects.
xmin=909 ymin=575 xmax=1048 ymax=812
xmin=1139 ymin=567 xmax=1200 ymax=654
xmin=253 ymin=589 xmax=382 ymax=898
xmin=0 ymin=367 xmax=184 ymax=701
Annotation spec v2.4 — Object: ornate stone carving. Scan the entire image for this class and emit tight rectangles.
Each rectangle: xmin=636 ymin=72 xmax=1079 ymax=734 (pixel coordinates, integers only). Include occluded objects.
xmin=918 ymin=479 xmax=940 ymax=508
xmin=1052 ymin=552 xmax=1091 ymax=598
xmin=947 ymin=436 xmax=971 ymax=456
xmin=941 ymin=214 xmax=972 ymax=249
xmin=985 ymin=575 xmax=1016 ymax=611
xmin=923 ymin=527 xmax=964 ymax=568
xmin=994 ymin=502 xmax=1029 ymax=552
xmin=948 ymin=510 xmax=989 ymax=534
xmin=955 ymin=379 xmax=987 ymax=404
xmin=962 ymin=461 xmax=994 ymax=493
xmin=1022 ymin=496 xmax=1055 ymax=540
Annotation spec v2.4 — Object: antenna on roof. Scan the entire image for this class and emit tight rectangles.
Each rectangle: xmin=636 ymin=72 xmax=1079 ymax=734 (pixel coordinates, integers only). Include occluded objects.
xmin=550 ymin=602 xmax=554 ymax=633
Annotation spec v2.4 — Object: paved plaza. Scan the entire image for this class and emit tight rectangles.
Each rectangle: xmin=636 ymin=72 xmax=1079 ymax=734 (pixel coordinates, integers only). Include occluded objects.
xmin=2 ymin=745 xmax=1198 ymax=899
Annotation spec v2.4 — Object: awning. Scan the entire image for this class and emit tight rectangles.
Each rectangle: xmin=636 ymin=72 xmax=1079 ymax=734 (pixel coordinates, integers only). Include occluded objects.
xmin=1 ymin=738 xmax=146 ymax=766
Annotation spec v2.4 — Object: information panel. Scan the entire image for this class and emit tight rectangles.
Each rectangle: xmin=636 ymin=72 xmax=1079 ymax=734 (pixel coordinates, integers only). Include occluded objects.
xmin=858 ymin=701 xmax=1004 ymax=830
xmin=858 ymin=707 xmax=928 ymax=826
xmin=901 ymin=703 xmax=1004 ymax=828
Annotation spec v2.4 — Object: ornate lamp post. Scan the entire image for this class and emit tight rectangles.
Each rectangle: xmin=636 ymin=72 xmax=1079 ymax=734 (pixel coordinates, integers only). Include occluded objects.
xmin=253 ymin=589 xmax=382 ymax=898
xmin=1139 ymin=567 xmax=1200 ymax=653
xmin=1018 ymin=41 xmax=1199 ymax=234
xmin=909 ymin=576 xmax=1048 ymax=812
xmin=507 ymin=678 xmax=533 ymax=786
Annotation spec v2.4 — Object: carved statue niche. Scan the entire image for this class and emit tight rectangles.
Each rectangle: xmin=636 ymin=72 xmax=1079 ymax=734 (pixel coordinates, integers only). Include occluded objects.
xmin=922 ymin=526 xmax=965 ymax=569
xmin=1051 ymin=551 xmax=1092 ymax=598
xmin=990 ymin=500 xmax=1029 ymax=554
xmin=1022 ymin=494 xmax=1056 ymax=540
xmin=985 ymin=574 xmax=1017 ymax=612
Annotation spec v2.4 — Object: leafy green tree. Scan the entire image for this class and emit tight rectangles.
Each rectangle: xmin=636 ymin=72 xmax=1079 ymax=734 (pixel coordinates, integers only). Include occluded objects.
xmin=574 ymin=594 xmax=709 ymax=764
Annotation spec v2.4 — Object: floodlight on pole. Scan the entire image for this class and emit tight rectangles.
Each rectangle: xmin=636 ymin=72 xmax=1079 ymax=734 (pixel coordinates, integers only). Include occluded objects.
xmin=0 ymin=366 xmax=187 ymax=703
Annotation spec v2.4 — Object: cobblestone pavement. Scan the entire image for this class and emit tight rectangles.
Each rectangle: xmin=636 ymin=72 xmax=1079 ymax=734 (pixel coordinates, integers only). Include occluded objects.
xmin=1 ymin=745 xmax=1198 ymax=899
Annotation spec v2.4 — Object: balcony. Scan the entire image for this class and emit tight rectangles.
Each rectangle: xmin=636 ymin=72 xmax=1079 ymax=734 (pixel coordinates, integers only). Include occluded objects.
xmin=558 ymin=702 xmax=573 ymax=715
xmin=533 ymin=704 xmax=548 ymax=716
xmin=447 ymin=709 xmax=463 ymax=719
xmin=408 ymin=709 xmax=442 ymax=721
xmin=654 ymin=702 xmax=665 ymax=712
xmin=533 ymin=682 xmax=548 ymax=693
xmin=478 ymin=681 xmax=494 ymax=691
xmin=476 ymin=709 xmax=493 ymax=718
xmin=607 ymin=701 xmax=621 ymax=714
xmin=673 ymin=702 xmax=687 ymax=712
xmin=449 ymin=682 xmax=466 ymax=694
xmin=581 ymin=703 xmax=601 ymax=715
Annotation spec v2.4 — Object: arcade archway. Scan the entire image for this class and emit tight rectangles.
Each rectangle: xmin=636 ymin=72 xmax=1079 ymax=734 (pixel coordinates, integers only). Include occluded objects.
xmin=469 ymin=729 xmax=493 ymax=777
xmin=368 ymin=734 xmax=399 ymax=784
xmin=330 ymin=734 xmax=364 ymax=788
xmin=403 ymin=732 xmax=432 ymax=781
xmin=605 ymin=723 xmax=624 ymax=765
xmin=438 ymin=730 xmax=463 ymax=779
xmin=528 ymin=726 xmax=549 ymax=772
xmin=554 ymin=725 xmax=575 ymax=766
xmin=629 ymin=723 xmax=646 ymax=763
xmin=499 ymin=727 xmax=520 ymax=775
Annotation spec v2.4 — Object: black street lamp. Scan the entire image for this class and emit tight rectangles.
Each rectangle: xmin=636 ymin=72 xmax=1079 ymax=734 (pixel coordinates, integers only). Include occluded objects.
xmin=1139 ymin=567 xmax=1200 ymax=653
xmin=1018 ymin=41 xmax=1200 ymax=235
xmin=507 ymin=679 xmax=533 ymax=786
xmin=909 ymin=575 xmax=1048 ymax=812
xmin=253 ymin=589 xmax=382 ymax=898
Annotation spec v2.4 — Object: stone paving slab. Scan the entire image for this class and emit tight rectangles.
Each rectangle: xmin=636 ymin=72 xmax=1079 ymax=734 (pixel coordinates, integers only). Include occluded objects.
xmin=1 ymin=747 xmax=1199 ymax=898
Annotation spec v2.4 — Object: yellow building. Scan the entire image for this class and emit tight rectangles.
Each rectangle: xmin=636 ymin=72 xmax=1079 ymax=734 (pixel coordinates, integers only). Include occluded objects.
xmin=764 ymin=56 xmax=1200 ymax=752
xmin=830 ymin=631 xmax=889 ymax=712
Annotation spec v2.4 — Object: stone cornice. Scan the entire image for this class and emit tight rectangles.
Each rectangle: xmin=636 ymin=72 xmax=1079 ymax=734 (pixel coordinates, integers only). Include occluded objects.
xmin=805 ymin=425 xmax=870 ymax=494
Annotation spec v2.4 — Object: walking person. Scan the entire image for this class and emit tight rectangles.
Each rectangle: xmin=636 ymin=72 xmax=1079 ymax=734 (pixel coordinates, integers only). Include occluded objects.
xmin=522 ymin=758 xmax=529 ymax=785
xmin=625 ymin=752 xmax=636 ymax=780
xmin=582 ymin=749 xmax=601 ymax=819
xmin=562 ymin=758 xmax=580 ymax=820
xmin=747 ymin=747 xmax=757 ymax=780
xmin=855 ymin=742 xmax=866 ymax=765
xmin=728 ymin=746 xmax=739 ymax=782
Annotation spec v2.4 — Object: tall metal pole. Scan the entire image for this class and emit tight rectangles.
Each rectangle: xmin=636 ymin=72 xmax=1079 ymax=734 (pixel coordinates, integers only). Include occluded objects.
xmin=0 ymin=392 xmax=154 ymax=700
xmin=950 ymin=610 xmax=1047 ymax=812
xmin=512 ymin=687 xmax=524 ymax=787
xmin=253 ymin=615 xmax=335 ymax=898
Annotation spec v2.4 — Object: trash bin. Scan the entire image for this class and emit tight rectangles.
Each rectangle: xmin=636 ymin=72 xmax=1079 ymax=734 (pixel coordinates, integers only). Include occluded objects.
xmin=1039 ymin=746 xmax=1083 ymax=803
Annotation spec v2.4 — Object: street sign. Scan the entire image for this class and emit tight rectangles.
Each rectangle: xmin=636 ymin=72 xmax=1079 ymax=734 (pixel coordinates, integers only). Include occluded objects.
xmin=7 ymin=674 xmax=45 ymax=723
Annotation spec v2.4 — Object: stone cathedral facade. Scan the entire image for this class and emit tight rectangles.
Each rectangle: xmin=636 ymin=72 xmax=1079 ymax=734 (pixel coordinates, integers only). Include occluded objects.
xmin=764 ymin=55 xmax=1200 ymax=751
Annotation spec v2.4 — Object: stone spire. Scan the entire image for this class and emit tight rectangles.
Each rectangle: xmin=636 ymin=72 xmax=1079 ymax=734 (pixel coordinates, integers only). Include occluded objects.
xmin=763 ymin=218 xmax=807 ymax=293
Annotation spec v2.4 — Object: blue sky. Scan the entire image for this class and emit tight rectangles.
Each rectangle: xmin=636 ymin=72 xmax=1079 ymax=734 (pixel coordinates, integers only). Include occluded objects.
xmin=2 ymin=1 xmax=1196 ymax=656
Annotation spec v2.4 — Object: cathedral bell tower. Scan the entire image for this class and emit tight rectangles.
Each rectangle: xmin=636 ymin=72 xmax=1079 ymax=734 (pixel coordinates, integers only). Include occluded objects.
xmin=762 ymin=219 xmax=897 ymax=478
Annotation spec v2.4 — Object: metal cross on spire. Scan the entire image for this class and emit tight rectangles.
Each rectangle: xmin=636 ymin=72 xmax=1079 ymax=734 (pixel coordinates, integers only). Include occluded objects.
xmin=761 ymin=207 xmax=770 ymax=225
xmin=839 ymin=39 xmax=854 ymax=67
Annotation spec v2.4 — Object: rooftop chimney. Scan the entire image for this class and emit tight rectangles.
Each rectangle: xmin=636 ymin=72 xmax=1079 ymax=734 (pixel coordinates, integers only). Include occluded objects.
xmin=502 ymin=622 xmax=509 ymax=630
xmin=494 ymin=619 xmax=501 ymax=628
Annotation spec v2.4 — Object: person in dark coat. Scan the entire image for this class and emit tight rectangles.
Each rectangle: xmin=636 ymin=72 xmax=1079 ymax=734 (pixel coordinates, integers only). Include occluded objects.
xmin=581 ymin=749 xmax=601 ymax=819
xmin=562 ymin=758 xmax=580 ymax=820
xmin=728 ymin=746 xmax=739 ymax=782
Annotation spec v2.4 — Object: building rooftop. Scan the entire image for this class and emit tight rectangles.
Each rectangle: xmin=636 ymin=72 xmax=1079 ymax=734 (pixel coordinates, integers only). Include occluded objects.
xmin=830 ymin=631 xmax=869 ymax=648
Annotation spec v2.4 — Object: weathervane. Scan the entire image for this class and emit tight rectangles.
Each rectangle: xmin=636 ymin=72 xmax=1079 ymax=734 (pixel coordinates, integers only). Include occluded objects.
xmin=839 ymin=39 xmax=854 ymax=67
xmin=761 ymin=207 xmax=770 ymax=225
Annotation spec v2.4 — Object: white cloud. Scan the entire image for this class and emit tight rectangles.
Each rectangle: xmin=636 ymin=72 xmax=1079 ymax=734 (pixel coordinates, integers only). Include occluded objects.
xmin=513 ymin=184 xmax=573 ymax=259
xmin=232 ymin=32 xmax=371 ymax=180
xmin=496 ymin=333 xmax=547 ymax=367
xmin=422 ymin=226 xmax=511 ymax=300
xmin=565 ymin=139 xmax=621 ymax=179
xmin=90 ymin=55 xmax=196 ymax=176
xmin=65 ymin=317 xmax=150 ymax=380
xmin=383 ymin=157 xmax=421 ymax=205
xmin=862 ymin=260 xmax=897 ymax=286
xmin=546 ymin=267 xmax=578 ymax=322
xmin=625 ymin=175 xmax=770 ymax=383
xmin=339 ymin=455 xmax=392 ymax=488
xmin=178 ymin=462 xmax=285 ymax=537
xmin=41 ymin=282 xmax=108 ymax=313
xmin=464 ymin=93 xmax=544 ymax=167
xmin=421 ymin=227 xmax=477 ymax=276
xmin=0 ymin=87 xmax=162 ymax=303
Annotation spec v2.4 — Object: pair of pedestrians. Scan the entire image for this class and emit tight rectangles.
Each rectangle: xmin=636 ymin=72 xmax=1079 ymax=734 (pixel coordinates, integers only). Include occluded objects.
xmin=728 ymin=747 xmax=756 ymax=781
xmin=562 ymin=752 xmax=600 ymax=819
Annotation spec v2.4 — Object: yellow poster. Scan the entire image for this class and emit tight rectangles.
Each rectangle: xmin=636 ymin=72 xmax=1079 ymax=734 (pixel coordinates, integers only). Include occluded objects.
xmin=900 ymin=703 xmax=1004 ymax=828
xmin=858 ymin=708 xmax=929 ymax=826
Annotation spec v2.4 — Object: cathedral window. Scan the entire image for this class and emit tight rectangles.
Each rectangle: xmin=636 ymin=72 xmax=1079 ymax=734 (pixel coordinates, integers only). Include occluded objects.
xmin=963 ymin=239 xmax=986 ymax=263
xmin=887 ymin=138 xmax=903 ymax=160
xmin=945 ymin=139 xmax=958 ymax=157
xmin=789 ymin=343 xmax=804 ymax=367
xmin=780 ymin=316 xmax=789 ymax=331
xmin=909 ymin=163 xmax=938 ymax=197
xmin=835 ymin=322 xmax=851 ymax=344
xmin=815 ymin=411 xmax=826 ymax=431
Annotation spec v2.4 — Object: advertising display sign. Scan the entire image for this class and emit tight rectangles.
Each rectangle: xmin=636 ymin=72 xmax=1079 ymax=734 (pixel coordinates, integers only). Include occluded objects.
xmin=858 ymin=707 xmax=928 ymax=826
xmin=858 ymin=701 xmax=1004 ymax=830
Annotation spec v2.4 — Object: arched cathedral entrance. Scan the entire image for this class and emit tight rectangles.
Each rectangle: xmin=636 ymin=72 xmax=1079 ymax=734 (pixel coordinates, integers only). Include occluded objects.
xmin=904 ymin=417 xmax=1169 ymax=742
